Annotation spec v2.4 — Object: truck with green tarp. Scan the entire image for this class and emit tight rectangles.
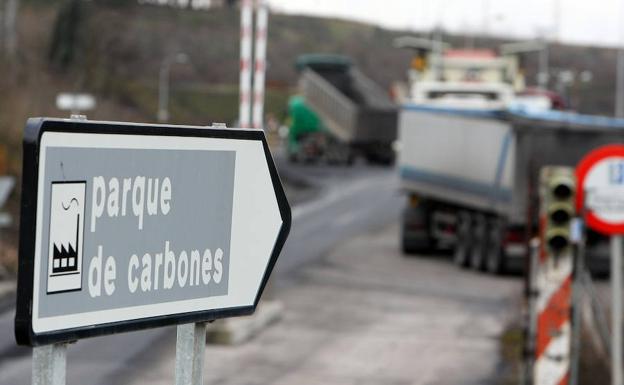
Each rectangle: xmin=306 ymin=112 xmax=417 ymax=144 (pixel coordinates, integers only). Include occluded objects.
xmin=288 ymin=54 xmax=398 ymax=165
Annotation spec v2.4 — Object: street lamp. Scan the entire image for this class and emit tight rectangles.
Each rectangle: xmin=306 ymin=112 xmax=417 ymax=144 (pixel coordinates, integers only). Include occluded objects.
xmin=158 ymin=53 xmax=189 ymax=123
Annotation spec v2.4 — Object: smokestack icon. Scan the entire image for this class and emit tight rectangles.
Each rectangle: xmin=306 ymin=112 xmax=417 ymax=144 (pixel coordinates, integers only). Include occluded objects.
xmin=51 ymin=215 xmax=80 ymax=273
xmin=47 ymin=181 xmax=86 ymax=294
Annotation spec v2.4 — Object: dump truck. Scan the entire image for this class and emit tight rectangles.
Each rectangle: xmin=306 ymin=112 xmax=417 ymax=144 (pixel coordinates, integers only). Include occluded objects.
xmin=395 ymin=38 xmax=624 ymax=274
xmin=293 ymin=54 xmax=398 ymax=165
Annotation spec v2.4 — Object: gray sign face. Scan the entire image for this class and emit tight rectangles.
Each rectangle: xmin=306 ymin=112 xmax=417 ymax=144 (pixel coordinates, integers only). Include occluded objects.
xmin=16 ymin=120 xmax=290 ymax=346
xmin=39 ymin=147 xmax=235 ymax=317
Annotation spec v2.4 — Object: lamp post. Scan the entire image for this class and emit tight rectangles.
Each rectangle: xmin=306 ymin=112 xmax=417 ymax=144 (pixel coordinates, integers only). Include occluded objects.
xmin=158 ymin=53 xmax=189 ymax=123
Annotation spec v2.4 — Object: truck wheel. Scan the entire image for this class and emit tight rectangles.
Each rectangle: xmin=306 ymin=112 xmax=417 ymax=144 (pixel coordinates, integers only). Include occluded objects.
xmin=469 ymin=213 xmax=487 ymax=271
xmin=401 ymin=224 xmax=432 ymax=254
xmin=346 ymin=150 xmax=355 ymax=166
xmin=485 ymin=219 xmax=505 ymax=275
xmin=453 ymin=212 xmax=471 ymax=267
xmin=400 ymin=201 xmax=433 ymax=255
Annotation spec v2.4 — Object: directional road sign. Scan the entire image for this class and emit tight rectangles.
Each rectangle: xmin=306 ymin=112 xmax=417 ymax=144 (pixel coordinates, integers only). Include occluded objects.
xmin=15 ymin=118 xmax=291 ymax=346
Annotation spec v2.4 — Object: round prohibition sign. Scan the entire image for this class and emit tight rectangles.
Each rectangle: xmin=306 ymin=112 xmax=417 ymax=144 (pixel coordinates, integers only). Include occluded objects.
xmin=576 ymin=144 xmax=624 ymax=235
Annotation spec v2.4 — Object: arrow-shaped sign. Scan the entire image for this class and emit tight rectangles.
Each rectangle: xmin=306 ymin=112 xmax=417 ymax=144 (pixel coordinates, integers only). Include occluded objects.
xmin=15 ymin=118 xmax=291 ymax=346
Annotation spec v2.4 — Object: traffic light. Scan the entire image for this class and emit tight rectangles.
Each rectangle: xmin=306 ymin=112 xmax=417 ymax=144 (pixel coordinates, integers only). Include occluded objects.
xmin=533 ymin=166 xmax=577 ymax=385
xmin=540 ymin=167 xmax=577 ymax=255
xmin=411 ymin=49 xmax=429 ymax=72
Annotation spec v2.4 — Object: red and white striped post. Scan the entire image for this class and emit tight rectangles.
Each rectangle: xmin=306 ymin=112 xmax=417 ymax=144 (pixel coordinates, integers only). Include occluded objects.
xmin=238 ymin=0 xmax=253 ymax=128
xmin=532 ymin=166 xmax=576 ymax=385
xmin=533 ymin=250 xmax=573 ymax=385
xmin=252 ymin=1 xmax=268 ymax=130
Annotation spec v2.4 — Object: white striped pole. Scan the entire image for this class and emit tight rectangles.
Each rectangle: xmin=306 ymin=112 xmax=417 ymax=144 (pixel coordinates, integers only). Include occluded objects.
xmin=238 ymin=0 xmax=253 ymax=128
xmin=533 ymin=247 xmax=573 ymax=385
xmin=252 ymin=0 xmax=268 ymax=130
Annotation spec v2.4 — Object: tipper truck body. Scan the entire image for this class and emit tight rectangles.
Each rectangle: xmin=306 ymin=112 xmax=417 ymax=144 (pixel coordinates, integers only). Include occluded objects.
xmin=293 ymin=54 xmax=398 ymax=164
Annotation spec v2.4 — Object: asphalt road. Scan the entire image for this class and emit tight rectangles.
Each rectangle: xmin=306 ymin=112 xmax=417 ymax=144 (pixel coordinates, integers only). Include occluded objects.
xmin=0 ymin=161 xmax=403 ymax=385
xmin=132 ymin=223 xmax=522 ymax=385
xmin=0 ymin=159 xmax=526 ymax=385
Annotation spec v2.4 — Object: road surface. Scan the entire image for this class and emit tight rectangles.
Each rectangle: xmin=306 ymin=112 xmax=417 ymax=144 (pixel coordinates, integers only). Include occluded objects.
xmin=0 ymin=161 xmax=521 ymax=385
xmin=133 ymin=223 xmax=522 ymax=385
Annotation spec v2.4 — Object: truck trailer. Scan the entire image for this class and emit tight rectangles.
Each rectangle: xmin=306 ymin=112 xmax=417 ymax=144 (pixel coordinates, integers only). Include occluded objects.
xmin=396 ymin=39 xmax=624 ymax=274
xmin=400 ymin=107 xmax=624 ymax=274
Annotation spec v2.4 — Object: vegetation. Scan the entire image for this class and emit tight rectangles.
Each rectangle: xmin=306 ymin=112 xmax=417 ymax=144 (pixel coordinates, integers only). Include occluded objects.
xmin=0 ymin=1 xmax=622 ymax=272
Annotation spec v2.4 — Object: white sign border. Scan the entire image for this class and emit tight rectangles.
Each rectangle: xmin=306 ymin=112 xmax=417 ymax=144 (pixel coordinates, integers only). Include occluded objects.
xmin=31 ymin=130 xmax=284 ymax=334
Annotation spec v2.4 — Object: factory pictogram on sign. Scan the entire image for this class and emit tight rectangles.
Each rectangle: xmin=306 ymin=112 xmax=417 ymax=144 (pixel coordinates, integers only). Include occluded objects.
xmin=47 ymin=181 xmax=86 ymax=294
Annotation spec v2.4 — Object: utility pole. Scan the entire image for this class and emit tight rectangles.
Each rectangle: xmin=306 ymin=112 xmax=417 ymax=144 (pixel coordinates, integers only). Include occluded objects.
xmin=553 ymin=0 xmax=561 ymax=43
xmin=157 ymin=53 xmax=188 ymax=123
xmin=613 ymin=235 xmax=623 ymax=385
xmin=616 ymin=0 xmax=624 ymax=117
xmin=538 ymin=39 xmax=549 ymax=90
xmin=482 ymin=0 xmax=489 ymax=38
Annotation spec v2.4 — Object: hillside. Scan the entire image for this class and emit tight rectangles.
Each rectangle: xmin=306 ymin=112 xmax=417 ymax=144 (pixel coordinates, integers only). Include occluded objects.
xmin=0 ymin=0 xmax=621 ymax=272
xmin=2 ymin=2 xmax=620 ymax=144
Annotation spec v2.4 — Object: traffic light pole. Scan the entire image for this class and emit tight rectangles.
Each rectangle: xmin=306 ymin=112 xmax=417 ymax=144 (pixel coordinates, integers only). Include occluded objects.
xmin=613 ymin=235 xmax=623 ymax=385
xmin=569 ymin=217 xmax=585 ymax=385
xmin=532 ymin=166 xmax=576 ymax=385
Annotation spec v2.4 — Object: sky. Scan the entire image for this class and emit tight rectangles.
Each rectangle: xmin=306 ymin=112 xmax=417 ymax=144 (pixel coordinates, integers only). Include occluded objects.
xmin=267 ymin=0 xmax=624 ymax=48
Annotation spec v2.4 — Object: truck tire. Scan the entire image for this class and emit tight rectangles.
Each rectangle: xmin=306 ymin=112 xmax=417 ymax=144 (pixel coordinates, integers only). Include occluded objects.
xmin=400 ymin=201 xmax=433 ymax=255
xmin=485 ymin=219 xmax=505 ymax=275
xmin=401 ymin=225 xmax=432 ymax=254
xmin=453 ymin=211 xmax=471 ymax=267
xmin=469 ymin=213 xmax=487 ymax=271
xmin=324 ymin=139 xmax=349 ymax=166
xmin=346 ymin=149 xmax=355 ymax=166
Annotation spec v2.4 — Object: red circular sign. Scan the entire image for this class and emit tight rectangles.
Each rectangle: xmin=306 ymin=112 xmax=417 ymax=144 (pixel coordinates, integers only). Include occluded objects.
xmin=576 ymin=144 xmax=624 ymax=235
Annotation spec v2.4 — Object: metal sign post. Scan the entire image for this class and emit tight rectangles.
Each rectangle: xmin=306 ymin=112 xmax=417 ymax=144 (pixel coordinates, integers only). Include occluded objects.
xmin=175 ymin=322 xmax=206 ymax=385
xmin=14 ymin=117 xmax=291 ymax=385
xmin=613 ymin=235 xmax=623 ymax=385
xmin=576 ymin=145 xmax=624 ymax=385
xmin=32 ymin=344 xmax=67 ymax=385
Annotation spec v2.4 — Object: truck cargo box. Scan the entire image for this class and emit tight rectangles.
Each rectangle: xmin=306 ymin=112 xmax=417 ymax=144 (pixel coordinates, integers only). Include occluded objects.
xmin=398 ymin=105 xmax=624 ymax=226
